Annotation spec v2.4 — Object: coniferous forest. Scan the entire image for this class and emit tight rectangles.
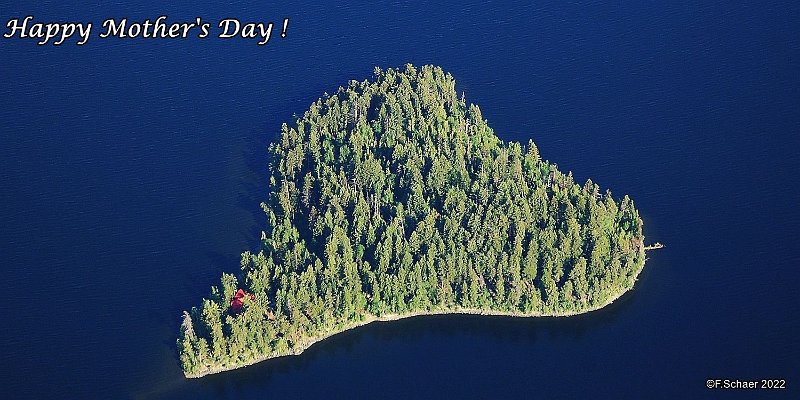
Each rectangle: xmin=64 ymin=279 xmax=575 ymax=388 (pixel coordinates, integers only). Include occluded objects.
xmin=178 ymin=65 xmax=645 ymax=377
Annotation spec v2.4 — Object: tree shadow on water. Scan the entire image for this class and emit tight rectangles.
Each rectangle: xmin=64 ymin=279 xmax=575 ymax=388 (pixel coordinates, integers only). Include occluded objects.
xmin=236 ymin=123 xmax=276 ymax=248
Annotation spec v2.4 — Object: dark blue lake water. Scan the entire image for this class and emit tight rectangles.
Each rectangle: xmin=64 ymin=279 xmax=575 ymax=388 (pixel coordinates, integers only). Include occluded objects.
xmin=1 ymin=1 xmax=798 ymax=398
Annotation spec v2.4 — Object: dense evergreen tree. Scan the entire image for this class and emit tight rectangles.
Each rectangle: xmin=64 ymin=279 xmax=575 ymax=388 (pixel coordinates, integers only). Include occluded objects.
xmin=178 ymin=65 xmax=646 ymax=377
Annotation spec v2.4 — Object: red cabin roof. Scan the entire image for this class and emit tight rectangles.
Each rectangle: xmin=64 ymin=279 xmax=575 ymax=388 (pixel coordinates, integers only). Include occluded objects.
xmin=230 ymin=289 xmax=254 ymax=312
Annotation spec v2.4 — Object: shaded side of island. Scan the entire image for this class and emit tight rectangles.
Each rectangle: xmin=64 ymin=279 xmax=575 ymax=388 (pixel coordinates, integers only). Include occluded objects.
xmin=178 ymin=65 xmax=646 ymax=378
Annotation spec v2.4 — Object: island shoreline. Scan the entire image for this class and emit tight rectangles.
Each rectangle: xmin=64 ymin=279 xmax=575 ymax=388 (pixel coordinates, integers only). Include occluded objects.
xmin=185 ymin=256 xmax=647 ymax=379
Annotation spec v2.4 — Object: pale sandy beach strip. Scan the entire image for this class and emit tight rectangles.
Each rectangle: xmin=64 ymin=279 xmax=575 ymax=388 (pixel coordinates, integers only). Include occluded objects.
xmin=186 ymin=256 xmax=647 ymax=379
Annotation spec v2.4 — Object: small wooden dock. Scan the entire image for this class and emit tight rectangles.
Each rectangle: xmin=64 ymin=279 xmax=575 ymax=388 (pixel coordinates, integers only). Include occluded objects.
xmin=644 ymin=242 xmax=664 ymax=251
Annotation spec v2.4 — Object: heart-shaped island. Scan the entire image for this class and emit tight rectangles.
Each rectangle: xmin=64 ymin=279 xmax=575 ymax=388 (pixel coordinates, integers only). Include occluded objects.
xmin=178 ymin=65 xmax=647 ymax=378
